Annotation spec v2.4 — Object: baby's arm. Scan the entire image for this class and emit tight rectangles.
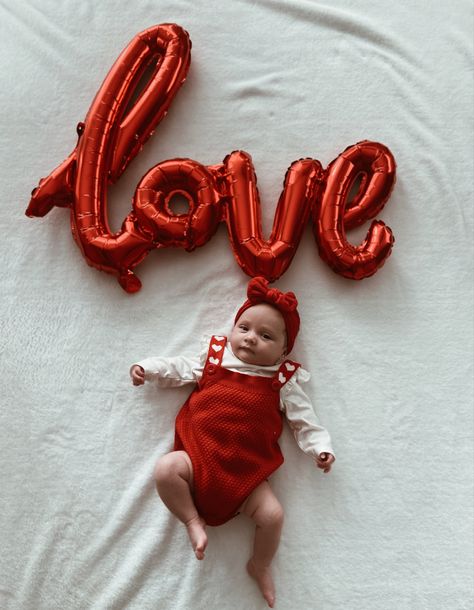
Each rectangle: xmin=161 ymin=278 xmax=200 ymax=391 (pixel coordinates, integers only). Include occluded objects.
xmin=281 ymin=372 xmax=335 ymax=473
xmin=130 ymin=355 xmax=202 ymax=387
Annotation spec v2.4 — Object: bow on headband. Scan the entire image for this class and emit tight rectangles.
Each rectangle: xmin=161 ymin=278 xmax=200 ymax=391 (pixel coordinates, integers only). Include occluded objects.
xmin=247 ymin=277 xmax=298 ymax=312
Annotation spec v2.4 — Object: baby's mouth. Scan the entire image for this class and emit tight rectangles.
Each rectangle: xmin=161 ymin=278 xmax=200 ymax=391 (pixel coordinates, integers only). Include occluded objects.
xmin=240 ymin=345 xmax=254 ymax=354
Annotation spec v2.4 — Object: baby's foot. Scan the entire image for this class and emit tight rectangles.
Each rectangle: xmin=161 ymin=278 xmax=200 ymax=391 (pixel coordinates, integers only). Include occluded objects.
xmin=185 ymin=515 xmax=207 ymax=560
xmin=247 ymin=559 xmax=276 ymax=608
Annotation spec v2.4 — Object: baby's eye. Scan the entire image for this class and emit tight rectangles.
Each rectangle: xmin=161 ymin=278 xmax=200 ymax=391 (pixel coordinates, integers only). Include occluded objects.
xmin=239 ymin=325 xmax=248 ymax=331
xmin=262 ymin=333 xmax=273 ymax=340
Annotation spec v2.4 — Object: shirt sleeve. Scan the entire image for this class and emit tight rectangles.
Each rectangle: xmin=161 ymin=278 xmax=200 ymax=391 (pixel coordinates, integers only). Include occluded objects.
xmin=280 ymin=368 xmax=335 ymax=458
xmin=132 ymin=355 xmax=202 ymax=387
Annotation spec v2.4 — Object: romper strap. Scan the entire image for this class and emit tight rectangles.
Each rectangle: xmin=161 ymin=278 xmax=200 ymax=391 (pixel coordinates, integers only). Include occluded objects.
xmin=204 ymin=335 xmax=227 ymax=374
xmin=271 ymin=359 xmax=301 ymax=390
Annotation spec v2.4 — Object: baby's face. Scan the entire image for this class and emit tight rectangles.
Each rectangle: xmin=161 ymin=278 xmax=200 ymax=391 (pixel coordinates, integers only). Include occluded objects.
xmin=230 ymin=303 xmax=287 ymax=366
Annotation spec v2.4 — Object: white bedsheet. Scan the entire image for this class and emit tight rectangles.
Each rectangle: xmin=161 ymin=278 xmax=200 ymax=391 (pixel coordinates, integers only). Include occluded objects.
xmin=1 ymin=1 xmax=472 ymax=609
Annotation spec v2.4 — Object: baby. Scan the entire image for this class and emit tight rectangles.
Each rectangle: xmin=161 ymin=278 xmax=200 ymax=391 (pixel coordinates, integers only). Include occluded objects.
xmin=130 ymin=277 xmax=335 ymax=608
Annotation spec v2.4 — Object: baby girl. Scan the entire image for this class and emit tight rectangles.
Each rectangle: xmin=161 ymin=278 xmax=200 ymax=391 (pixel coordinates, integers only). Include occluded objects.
xmin=130 ymin=277 xmax=335 ymax=608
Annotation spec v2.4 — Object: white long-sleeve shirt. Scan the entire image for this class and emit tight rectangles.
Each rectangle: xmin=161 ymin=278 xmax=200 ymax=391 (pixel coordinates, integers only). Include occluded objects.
xmin=134 ymin=339 xmax=334 ymax=459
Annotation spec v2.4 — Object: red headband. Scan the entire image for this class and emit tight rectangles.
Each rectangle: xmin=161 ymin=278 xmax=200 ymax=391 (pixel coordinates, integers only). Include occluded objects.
xmin=234 ymin=277 xmax=300 ymax=353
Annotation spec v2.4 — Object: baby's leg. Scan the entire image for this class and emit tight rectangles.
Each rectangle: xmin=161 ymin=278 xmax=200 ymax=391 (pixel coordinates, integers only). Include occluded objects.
xmin=241 ymin=481 xmax=284 ymax=608
xmin=154 ymin=450 xmax=207 ymax=560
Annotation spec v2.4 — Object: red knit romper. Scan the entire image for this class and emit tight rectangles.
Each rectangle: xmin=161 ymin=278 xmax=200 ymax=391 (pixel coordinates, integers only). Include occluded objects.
xmin=174 ymin=335 xmax=300 ymax=526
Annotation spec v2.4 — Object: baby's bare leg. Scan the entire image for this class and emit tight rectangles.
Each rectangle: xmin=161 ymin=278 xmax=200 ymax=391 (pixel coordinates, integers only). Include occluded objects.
xmin=154 ymin=450 xmax=207 ymax=560
xmin=241 ymin=481 xmax=284 ymax=608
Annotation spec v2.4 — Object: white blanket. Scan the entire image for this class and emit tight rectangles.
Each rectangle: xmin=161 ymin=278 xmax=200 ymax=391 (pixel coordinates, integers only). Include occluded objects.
xmin=1 ymin=1 xmax=472 ymax=609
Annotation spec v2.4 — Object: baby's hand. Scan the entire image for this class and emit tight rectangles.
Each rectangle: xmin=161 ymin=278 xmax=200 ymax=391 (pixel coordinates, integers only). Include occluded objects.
xmin=130 ymin=365 xmax=145 ymax=386
xmin=315 ymin=453 xmax=335 ymax=474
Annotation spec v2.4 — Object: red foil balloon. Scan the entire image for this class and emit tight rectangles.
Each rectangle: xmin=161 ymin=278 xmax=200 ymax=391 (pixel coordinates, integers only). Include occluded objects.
xmin=26 ymin=24 xmax=191 ymax=293
xmin=222 ymin=151 xmax=324 ymax=281
xmin=314 ymin=141 xmax=396 ymax=279
xmin=26 ymin=24 xmax=397 ymax=292
xmin=133 ymin=159 xmax=223 ymax=250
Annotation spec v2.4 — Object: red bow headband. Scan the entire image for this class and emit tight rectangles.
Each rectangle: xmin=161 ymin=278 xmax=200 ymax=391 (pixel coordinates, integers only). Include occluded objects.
xmin=234 ymin=277 xmax=300 ymax=353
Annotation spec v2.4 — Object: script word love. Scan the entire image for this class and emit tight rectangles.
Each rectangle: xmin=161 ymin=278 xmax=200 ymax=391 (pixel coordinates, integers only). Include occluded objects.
xmin=26 ymin=24 xmax=396 ymax=293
